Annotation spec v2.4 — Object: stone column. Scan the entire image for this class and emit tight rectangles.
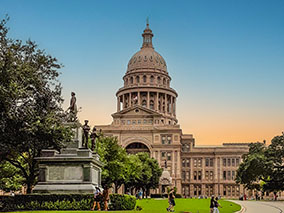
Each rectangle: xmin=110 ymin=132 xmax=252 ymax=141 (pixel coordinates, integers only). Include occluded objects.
xmin=171 ymin=96 xmax=173 ymax=115
xmin=174 ymin=97 xmax=176 ymax=115
xmin=165 ymin=93 xmax=168 ymax=114
xmin=122 ymin=94 xmax=125 ymax=109
xmin=117 ymin=96 xmax=120 ymax=112
xmin=156 ymin=92 xmax=159 ymax=111
xmin=157 ymin=151 xmax=161 ymax=165
xmin=172 ymin=151 xmax=175 ymax=176
xmin=138 ymin=91 xmax=140 ymax=105
xmin=202 ymin=157 xmax=205 ymax=180
xmin=176 ymin=150 xmax=181 ymax=178
xmin=147 ymin=92 xmax=150 ymax=108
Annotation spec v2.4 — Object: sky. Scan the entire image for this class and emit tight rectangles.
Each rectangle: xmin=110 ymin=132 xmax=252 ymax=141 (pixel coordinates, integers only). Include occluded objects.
xmin=1 ymin=0 xmax=283 ymax=145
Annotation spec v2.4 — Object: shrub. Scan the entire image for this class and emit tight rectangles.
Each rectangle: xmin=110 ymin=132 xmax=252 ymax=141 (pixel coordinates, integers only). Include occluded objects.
xmin=109 ymin=194 xmax=136 ymax=210
xmin=0 ymin=193 xmax=135 ymax=212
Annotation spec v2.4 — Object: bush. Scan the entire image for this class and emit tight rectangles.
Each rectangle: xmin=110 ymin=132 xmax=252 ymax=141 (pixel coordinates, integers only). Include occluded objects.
xmin=109 ymin=194 xmax=136 ymax=210
xmin=0 ymin=193 xmax=136 ymax=212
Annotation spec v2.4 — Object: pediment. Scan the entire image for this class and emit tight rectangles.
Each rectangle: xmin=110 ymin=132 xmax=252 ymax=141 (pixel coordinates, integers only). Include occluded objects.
xmin=112 ymin=105 xmax=162 ymax=118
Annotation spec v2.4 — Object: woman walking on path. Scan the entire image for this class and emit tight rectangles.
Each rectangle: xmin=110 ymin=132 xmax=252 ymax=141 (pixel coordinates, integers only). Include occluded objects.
xmin=167 ymin=188 xmax=176 ymax=212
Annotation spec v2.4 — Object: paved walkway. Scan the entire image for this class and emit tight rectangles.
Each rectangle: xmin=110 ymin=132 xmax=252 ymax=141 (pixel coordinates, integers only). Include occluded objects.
xmin=231 ymin=200 xmax=284 ymax=213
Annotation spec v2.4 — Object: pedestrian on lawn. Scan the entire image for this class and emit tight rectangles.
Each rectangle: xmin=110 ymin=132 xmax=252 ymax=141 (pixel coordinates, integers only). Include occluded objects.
xmin=213 ymin=197 xmax=222 ymax=213
xmin=92 ymin=187 xmax=102 ymax=211
xmin=167 ymin=187 xmax=176 ymax=212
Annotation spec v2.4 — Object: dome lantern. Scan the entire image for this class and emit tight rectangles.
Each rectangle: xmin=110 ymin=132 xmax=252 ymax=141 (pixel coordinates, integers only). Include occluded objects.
xmin=142 ymin=18 xmax=154 ymax=49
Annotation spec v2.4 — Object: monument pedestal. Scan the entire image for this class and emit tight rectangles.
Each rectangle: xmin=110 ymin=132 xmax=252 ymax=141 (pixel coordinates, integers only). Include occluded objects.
xmin=33 ymin=122 xmax=103 ymax=194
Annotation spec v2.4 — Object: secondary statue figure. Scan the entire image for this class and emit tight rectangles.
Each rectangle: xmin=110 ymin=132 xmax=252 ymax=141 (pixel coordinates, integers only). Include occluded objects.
xmin=67 ymin=92 xmax=78 ymax=122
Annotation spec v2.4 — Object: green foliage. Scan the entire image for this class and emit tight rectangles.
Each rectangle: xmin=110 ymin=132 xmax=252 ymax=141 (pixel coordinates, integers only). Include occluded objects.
xmin=95 ymin=135 xmax=128 ymax=192
xmin=109 ymin=194 xmax=136 ymax=210
xmin=0 ymin=160 xmax=24 ymax=192
xmin=236 ymin=133 xmax=284 ymax=193
xmin=135 ymin=152 xmax=162 ymax=197
xmin=0 ymin=16 xmax=72 ymax=193
xmin=0 ymin=193 xmax=135 ymax=212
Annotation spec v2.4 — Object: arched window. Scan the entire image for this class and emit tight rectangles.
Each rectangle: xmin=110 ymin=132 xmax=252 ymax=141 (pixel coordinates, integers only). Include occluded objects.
xmin=142 ymin=100 xmax=147 ymax=107
xmin=163 ymin=78 xmax=166 ymax=85
xmin=136 ymin=76 xmax=140 ymax=84
xmin=143 ymin=75 xmax=147 ymax=83
xmin=157 ymin=76 xmax=161 ymax=84
xmin=150 ymin=75 xmax=154 ymax=83
xmin=150 ymin=100 xmax=154 ymax=110
xmin=130 ymin=77 xmax=133 ymax=84
xmin=125 ymin=78 xmax=128 ymax=86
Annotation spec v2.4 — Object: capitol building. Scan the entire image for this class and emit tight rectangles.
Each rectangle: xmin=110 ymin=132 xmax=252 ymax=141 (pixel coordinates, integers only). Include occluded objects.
xmin=96 ymin=23 xmax=250 ymax=198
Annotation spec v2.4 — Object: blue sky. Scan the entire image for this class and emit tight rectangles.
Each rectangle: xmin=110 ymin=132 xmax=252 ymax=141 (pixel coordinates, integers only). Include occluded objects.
xmin=1 ymin=0 xmax=284 ymax=144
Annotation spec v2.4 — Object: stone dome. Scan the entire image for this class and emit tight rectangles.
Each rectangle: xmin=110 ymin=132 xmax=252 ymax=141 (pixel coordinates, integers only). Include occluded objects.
xmin=126 ymin=22 xmax=167 ymax=74
xmin=127 ymin=48 xmax=167 ymax=73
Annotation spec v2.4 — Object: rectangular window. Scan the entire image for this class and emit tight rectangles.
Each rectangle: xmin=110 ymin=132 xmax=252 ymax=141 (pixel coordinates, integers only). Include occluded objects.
xmin=198 ymin=171 xmax=202 ymax=180
xmin=121 ymin=120 xmax=125 ymax=125
xmin=205 ymin=171 xmax=209 ymax=180
xmin=161 ymin=136 xmax=166 ymax=144
xmin=167 ymin=152 xmax=171 ymax=161
xmin=161 ymin=152 xmax=166 ymax=157
xmin=236 ymin=158 xmax=240 ymax=166
xmin=223 ymin=171 xmax=226 ymax=180
xmin=132 ymin=120 xmax=136 ymax=124
xmin=232 ymin=171 xmax=235 ymax=180
xmin=210 ymin=158 xmax=214 ymax=167
xmin=232 ymin=158 xmax=235 ymax=167
xmin=228 ymin=158 xmax=231 ymax=167
xmin=138 ymin=120 xmax=141 ymax=124
xmin=223 ymin=158 xmax=226 ymax=167
xmin=194 ymin=171 xmax=197 ymax=180
xmin=223 ymin=186 xmax=227 ymax=196
xmin=187 ymin=171 xmax=190 ymax=180
xmin=127 ymin=120 xmax=131 ymax=125
xmin=228 ymin=171 xmax=231 ymax=180
xmin=198 ymin=159 xmax=202 ymax=167
xmin=210 ymin=171 xmax=214 ymax=181
xmin=205 ymin=158 xmax=209 ymax=167
xmin=186 ymin=159 xmax=190 ymax=167
xmin=167 ymin=136 xmax=172 ymax=144
xmin=193 ymin=159 xmax=197 ymax=167
xmin=182 ymin=171 xmax=186 ymax=181
xmin=182 ymin=159 xmax=185 ymax=167
xmin=186 ymin=171 xmax=189 ymax=180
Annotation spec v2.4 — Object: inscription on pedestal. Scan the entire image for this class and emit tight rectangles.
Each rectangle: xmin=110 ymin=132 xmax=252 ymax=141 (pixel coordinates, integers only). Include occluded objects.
xmin=48 ymin=166 xmax=83 ymax=181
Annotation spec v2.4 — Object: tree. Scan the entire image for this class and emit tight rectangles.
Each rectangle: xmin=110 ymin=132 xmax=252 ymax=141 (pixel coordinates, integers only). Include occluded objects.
xmin=95 ymin=135 xmax=128 ymax=193
xmin=124 ymin=154 xmax=143 ymax=194
xmin=0 ymin=16 xmax=72 ymax=193
xmin=236 ymin=133 xmax=284 ymax=195
xmin=135 ymin=152 xmax=162 ymax=197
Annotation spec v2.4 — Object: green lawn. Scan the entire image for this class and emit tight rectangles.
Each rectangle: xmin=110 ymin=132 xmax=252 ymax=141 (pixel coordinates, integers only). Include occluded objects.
xmin=10 ymin=198 xmax=241 ymax=213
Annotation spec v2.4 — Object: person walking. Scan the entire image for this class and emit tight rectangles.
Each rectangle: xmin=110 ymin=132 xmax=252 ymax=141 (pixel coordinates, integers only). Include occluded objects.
xmin=102 ymin=188 xmax=110 ymax=211
xmin=167 ymin=188 xmax=176 ymax=212
xmin=210 ymin=195 xmax=215 ymax=213
xmin=213 ymin=197 xmax=222 ymax=213
xmin=92 ymin=187 xmax=102 ymax=211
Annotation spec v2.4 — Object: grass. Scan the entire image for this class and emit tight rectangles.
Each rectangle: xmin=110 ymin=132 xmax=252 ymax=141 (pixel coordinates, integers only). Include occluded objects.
xmin=9 ymin=198 xmax=241 ymax=213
